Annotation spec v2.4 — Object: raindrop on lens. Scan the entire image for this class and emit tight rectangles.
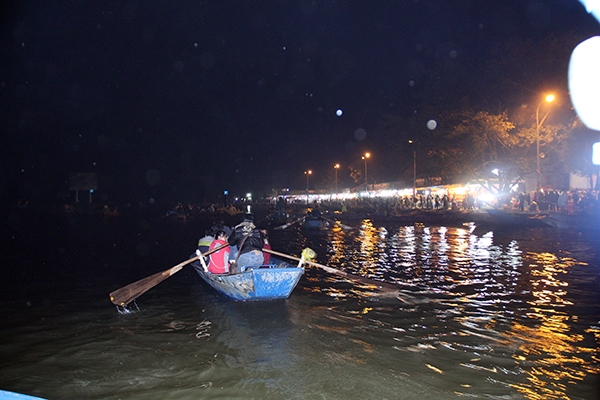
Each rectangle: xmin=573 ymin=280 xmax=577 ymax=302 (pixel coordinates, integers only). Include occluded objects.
xmin=354 ymin=128 xmax=367 ymax=141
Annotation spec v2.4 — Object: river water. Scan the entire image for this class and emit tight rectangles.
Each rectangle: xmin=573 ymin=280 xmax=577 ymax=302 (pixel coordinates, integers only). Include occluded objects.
xmin=1 ymin=210 xmax=599 ymax=399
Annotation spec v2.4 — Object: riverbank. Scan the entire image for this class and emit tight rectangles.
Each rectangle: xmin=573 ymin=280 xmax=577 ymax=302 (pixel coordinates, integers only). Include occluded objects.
xmin=6 ymin=201 xmax=599 ymax=238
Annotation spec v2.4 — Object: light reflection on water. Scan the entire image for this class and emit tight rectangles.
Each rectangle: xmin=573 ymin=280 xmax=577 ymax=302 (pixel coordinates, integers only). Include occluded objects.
xmin=316 ymin=220 xmax=600 ymax=400
xmin=1 ymin=217 xmax=599 ymax=400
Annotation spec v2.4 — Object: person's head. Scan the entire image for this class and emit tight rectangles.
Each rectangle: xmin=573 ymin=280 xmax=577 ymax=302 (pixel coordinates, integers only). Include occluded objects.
xmin=214 ymin=230 xmax=227 ymax=240
xmin=243 ymin=213 xmax=254 ymax=222
xmin=212 ymin=222 xmax=224 ymax=232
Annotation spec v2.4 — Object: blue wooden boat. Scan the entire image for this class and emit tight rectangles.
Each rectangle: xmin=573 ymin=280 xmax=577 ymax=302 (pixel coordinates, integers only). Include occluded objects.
xmin=191 ymin=256 xmax=304 ymax=301
xmin=301 ymin=217 xmax=330 ymax=231
xmin=0 ymin=390 xmax=46 ymax=400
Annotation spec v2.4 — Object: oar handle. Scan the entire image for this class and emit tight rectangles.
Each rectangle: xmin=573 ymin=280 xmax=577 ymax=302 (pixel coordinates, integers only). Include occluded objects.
xmin=168 ymin=242 xmax=229 ymax=274
xmin=262 ymin=248 xmax=398 ymax=292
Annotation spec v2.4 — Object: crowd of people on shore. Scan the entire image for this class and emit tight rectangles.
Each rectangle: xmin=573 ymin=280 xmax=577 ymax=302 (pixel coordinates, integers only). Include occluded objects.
xmin=513 ymin=189 xmax=600 ymax=214
xmin=48 ymin=185 xmax=600 ymax=223
xmin=269 ymin=193 xmax=478 ymax=217
xmin=268 ymin=188 xmax=600 ymax=216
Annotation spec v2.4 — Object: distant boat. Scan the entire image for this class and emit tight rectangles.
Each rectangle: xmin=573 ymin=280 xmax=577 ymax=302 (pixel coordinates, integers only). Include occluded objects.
xmin=191 ymin=256 xmax=304 ymax=301
xmin=543 ymin=211 xmax=600 ymax=231
xmin=268 ymin=210 xmax=290 ymax=226
xmin=485 ymin=208 xmax=548 ymax=227
xmin=301 ymin=216 xmax=330 ymax=231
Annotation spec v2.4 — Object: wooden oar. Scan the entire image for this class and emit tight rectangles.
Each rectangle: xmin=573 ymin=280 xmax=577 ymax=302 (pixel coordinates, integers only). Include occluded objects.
xmin=256 ymin=211 xmax=276 ymax=225
xmin=274 ymin=216 xmax=304 ymax=230
xmin=322 ymin=216 xmax=353 ymax=230
xmin=109 ymin=244 xmax=228 ymax=306
xmin=263 ymin=248 xmax=399 ymax=293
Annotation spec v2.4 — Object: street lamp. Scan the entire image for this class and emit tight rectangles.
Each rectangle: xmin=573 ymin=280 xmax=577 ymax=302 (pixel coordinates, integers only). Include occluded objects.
xmin=409 ymin=140 xmax=416 ymax=199
xmin=334 ymin=164 xmax=340 ymax=198
xmin=305 ymin=170 xmax=312 ymax=204
xmin=362 ymin=152 xmax=370 ymax=191
xmin=535 ymin=94 xmax=556 ymax=191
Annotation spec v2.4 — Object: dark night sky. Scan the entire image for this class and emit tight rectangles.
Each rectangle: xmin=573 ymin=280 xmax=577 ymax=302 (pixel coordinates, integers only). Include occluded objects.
xmin=1 ymin=0 xmax=598 ymax=206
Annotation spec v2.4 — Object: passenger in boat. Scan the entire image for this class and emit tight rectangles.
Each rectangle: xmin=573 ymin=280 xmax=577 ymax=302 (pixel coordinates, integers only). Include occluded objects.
xmin=307 ymin=206 xmax=322 ymax=219
xmin=197 ymin=222 xmax=231 ymax=254
xmin=276 ymin=196 xmax=286 ymax=217
xmin=207 ymin=230 xmax=230 ymax=274
xmin=228 ymin=213 xmax=265 ymax=272
xmin=262 ymin=230 xmax=271 ymax=264
xmin=341 ymin=202 xmax=347 ymax=213
xmin=197 ymin=228 xmax=215 ymax=254
xmin=213 ymin=221 xmax=232 ymax=237
xmin=529 ymin=201 xmax=539 ymax=212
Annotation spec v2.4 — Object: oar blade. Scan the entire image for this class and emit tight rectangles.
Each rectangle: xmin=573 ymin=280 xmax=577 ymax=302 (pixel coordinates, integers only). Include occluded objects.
xmin=109 ymin=268 xmax=176 ymax=306
xmin=322 ymin=216 xmax=353 ymax=230
xmin=274 ymin=217 xmax=303 ymax=230
xmin=108 ymin=243 xmax=229 ymax=307
xmin=108 ymin=256 xmax=198 ymax=306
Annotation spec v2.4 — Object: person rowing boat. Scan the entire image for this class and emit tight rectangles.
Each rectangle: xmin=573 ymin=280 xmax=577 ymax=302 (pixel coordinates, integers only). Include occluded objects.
xmin=228 ymin=213 xmax=265 ymax=272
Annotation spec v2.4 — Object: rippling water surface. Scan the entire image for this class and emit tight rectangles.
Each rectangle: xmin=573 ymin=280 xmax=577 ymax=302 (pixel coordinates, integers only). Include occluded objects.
xmin=1 ymin=213 xmax=599 ymax=399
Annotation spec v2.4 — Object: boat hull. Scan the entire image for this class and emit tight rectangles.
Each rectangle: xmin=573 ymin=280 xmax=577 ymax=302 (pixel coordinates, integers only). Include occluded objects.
xmin=486 ymin=208 xmax=548 ymax=227
xmin=0 ymin=390 xmax=46 ymax=400
xmin=301 ymin=218 xmax=330 ymax=230
xmin=192 ymin=257 xmax=303 ymax=301
xmin=543 ymin=212 xmax=600 ymax=231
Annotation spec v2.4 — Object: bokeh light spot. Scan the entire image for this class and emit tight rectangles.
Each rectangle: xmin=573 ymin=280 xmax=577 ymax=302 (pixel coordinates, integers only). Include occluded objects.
xmin=354 ymin=128 xmax=367 ymax=141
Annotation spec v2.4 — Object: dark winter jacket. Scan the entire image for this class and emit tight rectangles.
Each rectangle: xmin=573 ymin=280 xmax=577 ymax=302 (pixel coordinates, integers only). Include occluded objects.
xmin=228 ymin=221 xmax=264 ymax=255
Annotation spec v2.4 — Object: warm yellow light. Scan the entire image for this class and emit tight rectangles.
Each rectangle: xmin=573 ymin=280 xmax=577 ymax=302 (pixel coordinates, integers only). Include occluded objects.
xmin=545 ymin=94 xmax=555 ymax=103
xmin=305 ymin=170 xmax=312 ymax=175
xmin=362 ymin=153 xmax=370 ymax=160
xmin=334 ymin=164 xmax=340 ymax=169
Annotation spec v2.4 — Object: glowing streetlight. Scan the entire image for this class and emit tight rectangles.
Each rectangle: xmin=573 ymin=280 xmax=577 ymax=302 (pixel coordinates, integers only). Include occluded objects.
xmin=536 ymin=94 xmax=556 ymax=191
xmin=408 ymin=140 xmax=417 ymax=199
xmin=305 ymin=170 xmax=312 ymax=204
xmin=334 ymin=164 xmax=340 ymax=198
xmin=362 ymin=152 xmax=370 ymax=191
